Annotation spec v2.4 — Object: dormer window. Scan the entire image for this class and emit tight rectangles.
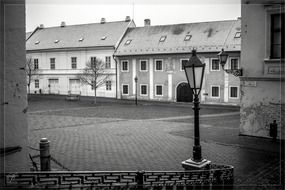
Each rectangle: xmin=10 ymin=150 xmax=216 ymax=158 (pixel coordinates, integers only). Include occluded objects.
xmin=159 ymin=36 xmax=167 ymax=42
xmin=101 ymin=36 xmax=107 ymax=40
xmin=125 ymin=39 xmax=132 ymax=45
xmin=78 ymin=37 xmax=84 ymax=42
xmin=184 ymin=35 xmax=192 ymax=41
xmin=54 ymin=39 xmax=59 ymax=43
xmin=234 ymin=32 xmax=241 ymax=38
xmin=35 ymin=41 xmax=40 ymax=45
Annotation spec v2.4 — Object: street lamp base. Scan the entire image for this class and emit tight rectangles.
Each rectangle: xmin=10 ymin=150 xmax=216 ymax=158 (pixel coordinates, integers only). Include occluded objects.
xmin=181 ymin=158 xmax=211 ymax=170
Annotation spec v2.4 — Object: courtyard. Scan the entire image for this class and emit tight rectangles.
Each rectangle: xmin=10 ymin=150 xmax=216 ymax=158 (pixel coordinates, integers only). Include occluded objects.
xmin=27 ymin=95 xmax=282 ymax=188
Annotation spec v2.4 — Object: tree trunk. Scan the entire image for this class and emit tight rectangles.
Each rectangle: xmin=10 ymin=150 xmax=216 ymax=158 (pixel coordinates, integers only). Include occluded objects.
xmin=28 ymin=84 xmax=30 ymax=94
xmin=94 ymin=87 xmax=97 ymax=104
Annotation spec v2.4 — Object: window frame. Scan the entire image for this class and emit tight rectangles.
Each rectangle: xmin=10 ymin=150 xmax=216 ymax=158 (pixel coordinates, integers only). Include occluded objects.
xmin=50 ymin=58 xmax=55 ymax=70
xmin=105 ymin=56 xmax=111 ymax=69
xmin=229 ymin=86 xmax=239 ymax=99
xmin=34 ymin=58 xmax=39 ymax=70
xmin=139 ymin=60 xmax=148 ymax=72
xmin=140 ymin=84 xmax=148 ymax=96
xmin=211 ymin=85 xmax=220 ymax=98
xmin=122 ymin=84 xmax=129 ymax=95
xmin=121 ymin=60 xmax=129 ymax=72
xmin=155 ymin=59 xmax=163 ymax=71
xmin=155 ymin=84 xmax=163 ymax=96
xmin=34 ymin=79 xmax=39 ymax=88
xmin=71 ymin=57 xmax=77 ymax=69
xmin=180 ymin=59 xmax=188 ymax=71
xmin=106 ymin=80 xmax=112 ymax=91
xmin=229 ymin=57 xmax=239 ymax=70
xmin=270 ymin=13 xmax=284 ymax=59
xmin=210 ymin=58 xmax=220 ymax=71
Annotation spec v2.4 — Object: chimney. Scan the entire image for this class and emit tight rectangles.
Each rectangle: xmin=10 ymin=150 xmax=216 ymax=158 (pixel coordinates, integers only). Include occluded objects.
xmin=60 ymin=21 xmax=66 ymax=27
xmin=39 ymin=24 xmax=44 ymax=29
xmin=144 ymin=19 xmax=151 ymax=26
xmin=100 ymin=18 xmax=106 ymax=24
xmin=125 ymin=16 xmax=131 ymax=22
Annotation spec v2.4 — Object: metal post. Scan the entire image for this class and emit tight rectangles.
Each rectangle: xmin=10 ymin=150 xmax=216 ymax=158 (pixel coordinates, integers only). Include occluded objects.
xmin=39 ymin=138 xmax=50 ymax=171
xmin=136 ymin=170 xmax=144 ymax=190
xmin=192 ymin=94 xmax=202 ymax=161
xmin=135 ymin=81 xmax=138 ymax=105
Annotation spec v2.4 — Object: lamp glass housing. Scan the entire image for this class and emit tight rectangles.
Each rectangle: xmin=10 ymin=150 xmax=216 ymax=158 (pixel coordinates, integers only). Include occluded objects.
xmin=184 ymin=63 xmax=205 ymax=96
xmin=217 ymin=49 xmax=229 ymax=68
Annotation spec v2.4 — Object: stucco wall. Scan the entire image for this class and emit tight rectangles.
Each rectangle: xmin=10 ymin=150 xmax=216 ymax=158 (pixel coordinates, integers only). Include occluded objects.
xmin=0 ymin=0 xmax=28 ymax=172
xmin=240 ymin=80 xmax=284 ymax=139
xmin=117 ymin=52 xmax=240 ymax=104
xmin=240 ymin=0 xmax=284 ymax=139
xmin=27 ymin=49 xmax=116 ymax=97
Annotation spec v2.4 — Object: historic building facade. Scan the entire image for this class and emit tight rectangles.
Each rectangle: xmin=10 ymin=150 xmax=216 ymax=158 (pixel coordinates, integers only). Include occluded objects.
xmin=26 ymin=17 xmax=135 ymax=98
xmin=114 ymin=19 xmax=241 ymax=105
xmin=240 ymin=0 xmax=284 ymax=139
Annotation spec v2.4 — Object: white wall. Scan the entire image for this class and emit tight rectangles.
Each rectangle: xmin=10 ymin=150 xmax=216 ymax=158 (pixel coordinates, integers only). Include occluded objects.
xmin=27 ymin=49 xmax=117 ymax=97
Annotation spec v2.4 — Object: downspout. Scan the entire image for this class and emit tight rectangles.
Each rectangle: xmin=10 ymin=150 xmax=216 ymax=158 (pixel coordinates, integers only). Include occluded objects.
xmin=112 ymin=54 xmax=118 ymax=99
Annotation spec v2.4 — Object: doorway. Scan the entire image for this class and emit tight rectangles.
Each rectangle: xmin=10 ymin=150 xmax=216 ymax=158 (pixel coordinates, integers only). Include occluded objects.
xmin=176 ymin=82 xmax=193 ymax=102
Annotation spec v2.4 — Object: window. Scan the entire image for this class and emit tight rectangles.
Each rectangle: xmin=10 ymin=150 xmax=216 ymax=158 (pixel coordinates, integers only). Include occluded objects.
xmin=105 ymin=56 xmax=111 ymax=69
xmin=234 ymin=32 xmax=241 ymax=38
xmin=34 ymin=59 xmax=39 ymax=69
xmin=211 ymin=86 xmax=220 ymax=98
xmin=230 ymin=86 xmax=238 ymax=98
xmin=91 ymin=81 xmax=95 ymax=90
xmin=181 ymin=59 xmax=188 ymax=70
xmin=101 ymin=36 xmax=107 ymax=40
xmin=125 ymin=39 xmax=132 ymax=45
xmin=140 ymin=85 xmax=148 ymax=96
xmin=211 ymin=59 xmax=220 ymax=71
xmin=91 ymin=57 xmax=96 ymax=68
xmin=184 ymin=35 xmax=192 ymax=41
xmin=122 ymin=84 xmax=129 ymax=95
xmin=155 ymin=60 xmax=163 ymax=71
xmin=50 ymin=58 xmax=55 ymax=69
xmin=35 ymin=41 xmax=40 ymax=45
xmin=71 ymin=57 xmax=77 ymax=69
xmin=140 ymin=60 xmax=148 ymax=71
xmin=78 ymin=37 xmax=84 ymax=42
xmin=155 ymin=85 xmax=163 ymax=96
xmin=159 ymin=36 xmax=167 ymax=42
xmin=35 ymin=79 xmax=39 ymax=88
xmin=106 ymin=81 xmax=112 ymax=90
xmin=270 ymin=13 xmax=284 ymax=59
xmin=54 ymin=39 xmax=59 ymax=43
xmin=230 ymin=58 xmax=239 ymax=70
xmin=121 ymin=60 xmax=129 ymax=72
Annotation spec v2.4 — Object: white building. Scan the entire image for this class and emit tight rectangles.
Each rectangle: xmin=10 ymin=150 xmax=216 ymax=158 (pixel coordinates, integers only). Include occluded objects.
xmin=26 ymin=17 xmax=135 ymax=98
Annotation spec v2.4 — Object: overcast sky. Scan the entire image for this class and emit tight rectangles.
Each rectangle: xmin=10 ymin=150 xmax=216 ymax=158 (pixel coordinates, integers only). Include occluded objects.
xmin=26 ymin=0 xmax=241 ymax=32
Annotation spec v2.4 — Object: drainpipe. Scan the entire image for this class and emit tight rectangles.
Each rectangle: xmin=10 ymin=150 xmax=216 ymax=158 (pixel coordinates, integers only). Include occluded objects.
xmin=112 ymin=55 xmax=118 ymax=99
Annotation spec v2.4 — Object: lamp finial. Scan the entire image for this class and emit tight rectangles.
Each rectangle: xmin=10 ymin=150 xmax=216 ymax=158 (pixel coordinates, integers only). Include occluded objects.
xmin=192 ymin=49 xmax=197 ymax=56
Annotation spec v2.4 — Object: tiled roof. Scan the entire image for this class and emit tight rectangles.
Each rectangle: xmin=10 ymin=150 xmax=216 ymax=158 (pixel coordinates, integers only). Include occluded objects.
xmin=26 ymin=32 xmax=32 ymax=40
xmin=26 ymin=21 xmax=133 ymax=51
xmin=114 ymin=19 xmax=241 ymax=56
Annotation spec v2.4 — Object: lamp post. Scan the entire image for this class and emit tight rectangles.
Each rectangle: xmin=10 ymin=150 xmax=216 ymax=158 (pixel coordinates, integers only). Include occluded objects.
xmin=182 ymin=49 xmax=211 ymax=170
xmin=218 ymin=48 xmax=242 ymax=77
xmin=134 ymin=76 xmax=138 ymax=105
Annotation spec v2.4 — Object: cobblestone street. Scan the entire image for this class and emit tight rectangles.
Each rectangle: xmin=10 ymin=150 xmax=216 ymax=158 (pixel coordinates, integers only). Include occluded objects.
xmin=27 ymin=95 xmax=283 ymax=189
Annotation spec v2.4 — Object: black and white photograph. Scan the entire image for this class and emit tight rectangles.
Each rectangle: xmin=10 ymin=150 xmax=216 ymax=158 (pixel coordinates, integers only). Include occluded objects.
xmin=0 ymin=0 xmax=284 ymax=189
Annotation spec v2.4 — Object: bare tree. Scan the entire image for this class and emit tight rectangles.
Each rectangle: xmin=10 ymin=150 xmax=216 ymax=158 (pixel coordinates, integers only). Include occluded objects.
xmin=26 ymin=57 xmax=39 ymax=95
xmin=77 ymin=58 xmax=110 ymax=104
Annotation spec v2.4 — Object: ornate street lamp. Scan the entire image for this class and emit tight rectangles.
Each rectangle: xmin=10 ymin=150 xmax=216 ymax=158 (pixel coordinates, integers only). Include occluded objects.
xmin=182 ymin=49 xmax=211 ymax=170
xmin=134 ymin=76 xmax=138 ymax=105
xmin=218 ymin=48 xmax=242 ymax=77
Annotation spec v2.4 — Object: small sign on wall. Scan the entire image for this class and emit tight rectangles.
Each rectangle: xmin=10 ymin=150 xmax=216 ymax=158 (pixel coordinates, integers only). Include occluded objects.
xmin=268 ymin=66 xmax=283 ymax=74
xmin=243 ymin=81 xmax=257 ymax=87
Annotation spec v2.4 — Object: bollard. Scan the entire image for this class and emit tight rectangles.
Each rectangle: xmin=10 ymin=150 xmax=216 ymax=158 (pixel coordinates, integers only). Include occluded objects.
xmin=39 ymin=138 xmax=51 ymax=171
xmin=136 ymin=170 xmax=145 ymax=190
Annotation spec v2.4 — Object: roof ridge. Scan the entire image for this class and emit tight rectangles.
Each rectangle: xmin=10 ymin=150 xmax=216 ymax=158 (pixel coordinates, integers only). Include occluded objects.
xmin=37 ymin=20 xmax=129 ymax=30
xmin=134 ymin=19 xmax=239 ymax=29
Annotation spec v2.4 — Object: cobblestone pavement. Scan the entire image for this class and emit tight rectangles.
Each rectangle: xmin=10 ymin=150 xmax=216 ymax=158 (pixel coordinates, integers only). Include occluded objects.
xmin=27 ymin=95 xmax=284 ymax=189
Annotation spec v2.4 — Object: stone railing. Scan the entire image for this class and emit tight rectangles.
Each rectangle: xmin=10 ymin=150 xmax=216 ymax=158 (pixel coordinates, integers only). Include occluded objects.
xmin=1 ymin=164 xmax=234 ymax=189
